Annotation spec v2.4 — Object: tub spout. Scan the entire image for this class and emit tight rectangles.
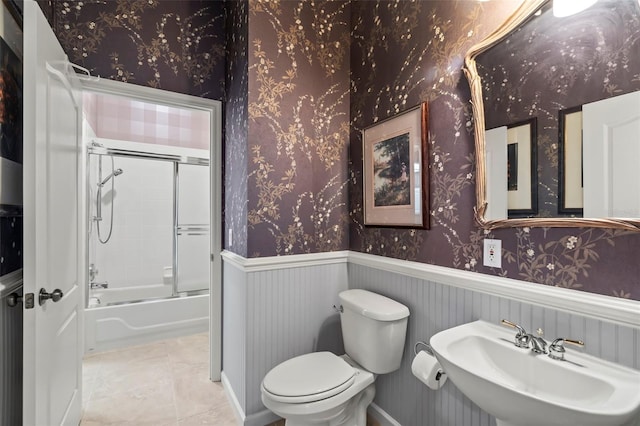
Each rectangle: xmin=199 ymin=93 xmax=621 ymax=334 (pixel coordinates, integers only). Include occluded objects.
xmin=91 ymin=281 xmax=109 ymax=290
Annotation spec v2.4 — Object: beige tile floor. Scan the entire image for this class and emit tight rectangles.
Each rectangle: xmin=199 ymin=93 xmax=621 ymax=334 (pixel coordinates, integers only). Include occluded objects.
xmin=81 ymin=333 xmax=239 ymax=425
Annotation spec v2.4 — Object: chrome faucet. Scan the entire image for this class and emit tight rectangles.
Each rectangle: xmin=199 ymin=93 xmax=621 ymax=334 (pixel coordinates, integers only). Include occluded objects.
xmin=528 ymin=330 xmax=548 ymax=354
xmin=501 ymin=320 xmax=547 ymax=354
xmin=502 ymin=320 xmax=585 ymax=360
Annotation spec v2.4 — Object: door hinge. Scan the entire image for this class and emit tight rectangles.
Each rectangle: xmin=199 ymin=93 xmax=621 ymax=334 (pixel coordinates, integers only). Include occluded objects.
xmin=24 ymin=293 xmax=35 ymax=309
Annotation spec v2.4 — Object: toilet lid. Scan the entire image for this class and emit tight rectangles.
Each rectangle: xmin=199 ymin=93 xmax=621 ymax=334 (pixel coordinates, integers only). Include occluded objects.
xmin=262 ymin=352 xmax=355 ymax=402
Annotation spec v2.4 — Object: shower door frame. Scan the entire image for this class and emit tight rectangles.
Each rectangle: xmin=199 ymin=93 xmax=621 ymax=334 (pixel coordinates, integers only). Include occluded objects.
xmin=87 ymin=147 xmax=210 ymax=299
xmin=79 ymin=78 xmax=223 ymax=381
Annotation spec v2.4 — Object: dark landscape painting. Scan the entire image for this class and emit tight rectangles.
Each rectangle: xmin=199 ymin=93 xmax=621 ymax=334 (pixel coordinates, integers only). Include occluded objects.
xmin=373 ymin=133 xmax=411 ymax=207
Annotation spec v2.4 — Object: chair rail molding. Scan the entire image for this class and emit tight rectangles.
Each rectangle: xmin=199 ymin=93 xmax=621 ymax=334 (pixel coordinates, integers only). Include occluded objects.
xmin=221 ymin=250 xmax=638 ymax=327
xmin=221 ymin=250 xmax=350 ymax=272
xmin=348 ymin=251 xmax=640 ymax=329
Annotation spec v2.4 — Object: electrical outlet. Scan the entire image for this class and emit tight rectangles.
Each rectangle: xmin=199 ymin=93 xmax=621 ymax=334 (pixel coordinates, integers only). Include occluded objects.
xmin=483 ymin=238 xmax=502 ymax=268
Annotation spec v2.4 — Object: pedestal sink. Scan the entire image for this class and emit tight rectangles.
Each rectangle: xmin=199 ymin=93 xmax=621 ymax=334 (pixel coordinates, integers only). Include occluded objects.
xmin=429 ymin=320 xmax=640 ymax=426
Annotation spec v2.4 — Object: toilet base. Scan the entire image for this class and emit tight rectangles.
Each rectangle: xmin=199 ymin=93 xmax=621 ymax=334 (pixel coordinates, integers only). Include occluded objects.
xmin=283 ymin=383 xmax=376 ymax=426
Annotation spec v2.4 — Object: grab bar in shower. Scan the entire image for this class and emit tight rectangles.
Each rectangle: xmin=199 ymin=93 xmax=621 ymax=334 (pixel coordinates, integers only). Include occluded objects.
xmin=176 ymin=225 xmax=209 ymax=236
xmin=176 ymin=225 xmax=209 ymax=231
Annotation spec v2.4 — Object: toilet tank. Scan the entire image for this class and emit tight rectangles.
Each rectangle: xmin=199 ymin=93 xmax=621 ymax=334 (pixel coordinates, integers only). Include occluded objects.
xmin=339 ymin=289 xmax=410 ymax=374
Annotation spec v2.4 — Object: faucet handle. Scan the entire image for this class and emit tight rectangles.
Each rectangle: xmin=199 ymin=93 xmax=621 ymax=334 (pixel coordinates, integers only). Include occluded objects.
xmin=501 ymin=319 xmax=530 ymax=348
xmin=548 ymin=338 xmax=585 ymax=361
xmin=501 ymin=319 xmax=525 ymax=334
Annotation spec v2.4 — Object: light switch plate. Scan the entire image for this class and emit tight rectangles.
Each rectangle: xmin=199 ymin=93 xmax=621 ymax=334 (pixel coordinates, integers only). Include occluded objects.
xmin=483 ymin=238 xmax=502 ymax=268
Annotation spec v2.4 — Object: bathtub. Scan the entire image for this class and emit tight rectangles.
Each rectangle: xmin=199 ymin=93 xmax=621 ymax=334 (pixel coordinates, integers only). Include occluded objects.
xmin=84 ymin=293 xmax=209 ymax=353
xmin=88 ymin=283 xmax=174 ymax=307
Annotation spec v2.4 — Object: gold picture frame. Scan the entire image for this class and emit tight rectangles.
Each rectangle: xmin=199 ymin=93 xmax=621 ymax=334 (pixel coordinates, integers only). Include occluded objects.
xmin=363 ymin=102 xmax=429 ymax=228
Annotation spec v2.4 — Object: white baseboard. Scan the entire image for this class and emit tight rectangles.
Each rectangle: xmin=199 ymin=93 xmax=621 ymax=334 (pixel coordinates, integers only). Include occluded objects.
xmin=245 ymin=409 xmax=280 ymax=426
xmin=221 ymin=372 xmax=245 ymax=425
xmin=221 ymin=371 xmax=280 ymax=426
xmin=368 ymin=402 xmax=402 ymax=426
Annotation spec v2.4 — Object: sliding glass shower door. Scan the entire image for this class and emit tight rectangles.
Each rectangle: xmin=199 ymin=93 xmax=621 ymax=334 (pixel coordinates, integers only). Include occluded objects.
xmin=175 ymin=163 xmax=210 ymax=294
xmin=87 ymin=148 xmax=210 ymax=307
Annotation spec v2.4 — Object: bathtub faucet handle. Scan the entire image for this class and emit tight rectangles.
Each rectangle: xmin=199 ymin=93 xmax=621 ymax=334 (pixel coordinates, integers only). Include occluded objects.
xmin=89 ymin=263 xmax=99 ymax=281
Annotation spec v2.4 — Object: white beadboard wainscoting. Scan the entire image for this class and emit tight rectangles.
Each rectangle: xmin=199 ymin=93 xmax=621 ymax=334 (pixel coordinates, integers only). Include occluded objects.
xmin=0 ymin=270 xmax=23 ymax=425
xmin=348 ymin=252 xmax=640 ymax=426
xmin=221 ymin=250 xmax=640 ymax=426
xmin=221 ymin=250 xmax=349 ymax=426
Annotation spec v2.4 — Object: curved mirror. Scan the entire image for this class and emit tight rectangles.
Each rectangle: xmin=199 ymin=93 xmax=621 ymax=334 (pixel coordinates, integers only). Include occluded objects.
xmin=466 ymin=0 xmax=640 ymax=230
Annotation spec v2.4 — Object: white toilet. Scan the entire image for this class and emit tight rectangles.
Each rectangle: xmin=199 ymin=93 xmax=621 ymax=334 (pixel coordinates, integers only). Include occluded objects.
xmin=261 ymin=289 xmax=410 ymax=426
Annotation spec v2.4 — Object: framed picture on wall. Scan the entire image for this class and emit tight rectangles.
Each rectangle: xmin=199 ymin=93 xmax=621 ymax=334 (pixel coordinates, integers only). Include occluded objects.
xmin=363 ymin=102 xmax=429 ymax=228
xmin=558 ymin=106 xmax=583 ymax=215
xmin=507 ymin=117 xmax=538 ymax=217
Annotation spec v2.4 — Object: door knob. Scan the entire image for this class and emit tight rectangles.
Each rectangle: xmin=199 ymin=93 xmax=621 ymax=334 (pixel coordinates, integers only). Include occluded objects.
xmin=39 ymin=288 xmax=64 ymax=306
xmin=6 ymin=292 xmax=22 ymax=307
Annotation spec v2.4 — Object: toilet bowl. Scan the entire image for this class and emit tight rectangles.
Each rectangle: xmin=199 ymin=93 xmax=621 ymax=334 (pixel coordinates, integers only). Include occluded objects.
xmin=260 ymin=289 xmax=410 ymax=426
xmin=261 ymin=353 xmax=375 ymax=426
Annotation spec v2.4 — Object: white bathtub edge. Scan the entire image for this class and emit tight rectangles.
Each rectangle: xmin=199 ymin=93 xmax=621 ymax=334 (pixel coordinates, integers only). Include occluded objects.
xmin=84 ymin=294 xmax=209 ymax=353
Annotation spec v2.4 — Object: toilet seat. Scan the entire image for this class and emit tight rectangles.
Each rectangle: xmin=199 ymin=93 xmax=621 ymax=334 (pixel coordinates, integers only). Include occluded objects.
xmin=262 ymin=352 xmax=356 ymax=404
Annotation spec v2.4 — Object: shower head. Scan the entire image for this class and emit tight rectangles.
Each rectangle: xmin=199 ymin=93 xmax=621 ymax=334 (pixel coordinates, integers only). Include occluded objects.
xmin=99 ymin=168 xmax=124 ymax=187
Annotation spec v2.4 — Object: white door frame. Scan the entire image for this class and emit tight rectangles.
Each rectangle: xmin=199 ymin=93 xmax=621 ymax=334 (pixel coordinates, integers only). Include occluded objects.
xmin=79 ymin=78 xmax=223 ymax=380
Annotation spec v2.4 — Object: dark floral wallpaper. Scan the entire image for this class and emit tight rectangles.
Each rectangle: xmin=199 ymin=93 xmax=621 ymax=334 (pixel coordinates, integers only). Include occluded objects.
xmin=349 ymin=0 xmax=640 ymax=301
xmin=39 ymin=0 xmax=640 ymax=300
xmin=0 ymin=217 xmax=22 ymax=277
xmin=46 ymin=0 xmax=226 ymax=99
xmin=0 ymin=8 xmax=23 ymax=277
xmin=225 ymin=0 xmax=249 ymax=257
xmin=478 ymin=0 xmax=640 ymax=218
xmin=245 ymin=0 xmax=350 ymax=257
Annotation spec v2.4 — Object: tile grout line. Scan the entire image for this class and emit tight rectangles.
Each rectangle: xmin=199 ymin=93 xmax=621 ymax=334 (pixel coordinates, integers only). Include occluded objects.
xmin=170 ymin=348 xmax=180 ymax=426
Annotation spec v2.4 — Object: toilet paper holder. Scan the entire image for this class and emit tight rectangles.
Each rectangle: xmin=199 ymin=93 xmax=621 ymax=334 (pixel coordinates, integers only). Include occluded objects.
xmin=414 ymin=340 xmax=434 ymax=357
xmin=414 ymin=341 xmax=446 ymax=382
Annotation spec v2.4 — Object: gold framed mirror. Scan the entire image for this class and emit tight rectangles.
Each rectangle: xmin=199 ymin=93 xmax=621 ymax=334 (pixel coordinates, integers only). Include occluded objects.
xmin=465 ymin=0 xmax=640 ymax=231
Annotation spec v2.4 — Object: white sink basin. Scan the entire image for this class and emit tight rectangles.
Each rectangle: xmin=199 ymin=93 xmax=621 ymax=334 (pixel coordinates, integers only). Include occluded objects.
xmin=430 ymin=320 xmax=640 ymax=426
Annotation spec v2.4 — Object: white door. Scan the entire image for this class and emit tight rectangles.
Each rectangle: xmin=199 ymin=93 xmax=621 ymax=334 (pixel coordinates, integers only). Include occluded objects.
xmin=23 ymin=2 xmax=83 ymax=425
xmin=583 ymin=91 xmax=640 ymax=217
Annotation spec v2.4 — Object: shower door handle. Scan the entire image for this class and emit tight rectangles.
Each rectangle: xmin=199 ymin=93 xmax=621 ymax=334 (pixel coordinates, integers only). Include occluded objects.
xmin=39 ymin=288 xmax=64 ymax=306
